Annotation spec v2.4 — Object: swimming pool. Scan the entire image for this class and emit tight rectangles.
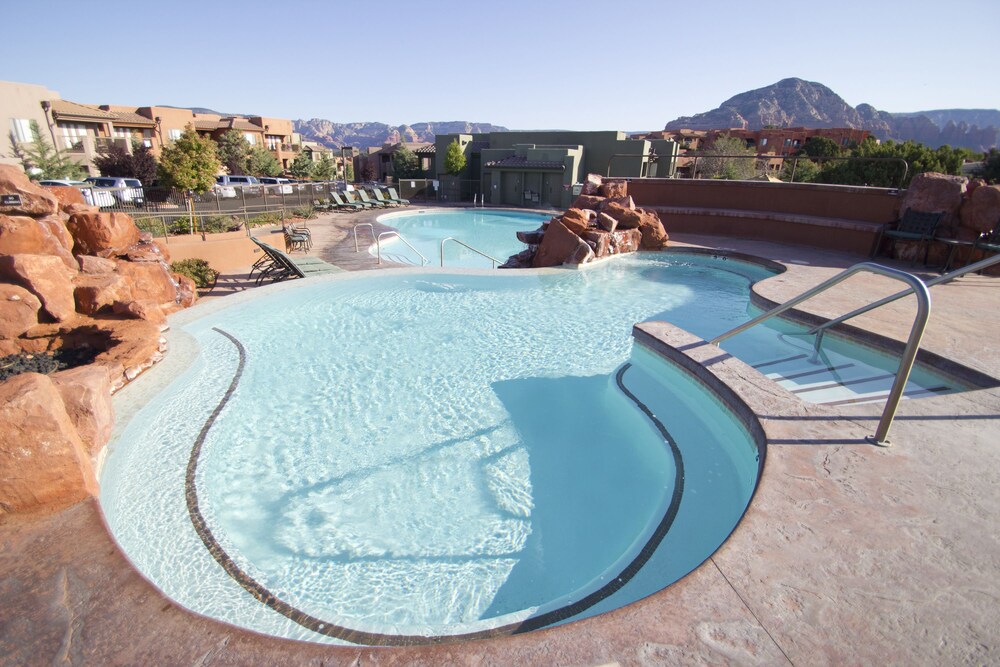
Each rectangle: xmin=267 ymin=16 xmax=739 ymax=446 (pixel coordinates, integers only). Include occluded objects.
xmin=98 ymin=249 xmax=964 ymax=646
xmin=373 ymin=209 xmax=547 ymax=268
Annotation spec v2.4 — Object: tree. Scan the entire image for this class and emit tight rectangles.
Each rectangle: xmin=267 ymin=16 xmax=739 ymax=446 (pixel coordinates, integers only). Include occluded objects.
xmin=696 ymin=134 xmax=762 ymax=180
xmin=313 ymin=154 xmax=335 ymax=181
xmin=93 ymin=138 xmax=158 ymax=183
xmin=443 ymin=139 xmax=466 ymax=176
xmin=801 ymin=136 xmax=843 ymax=159
xmin=216 ymin=130 xmax=251 ymax=175
xmin=816 ymin=138 xmax=973 ymax=188
xmin=289 ymin=153 xmax=315 ymax=180
xmin=392 ymin=144 xmax=421 ymax=179
xmin=247 ymin=145 xmax=282 ymax=177
xmin=981 ymin=148 xmax=1000 ymax=184
xmin=11 ymin=120 xmax=85 ymax=180
xmin=360 ymin=158 xmax=377 ymax=182
xmin=780 ymin=156 xmax=821 ymax=183
xmin=157 ymin=126 xmax=221 ymax=193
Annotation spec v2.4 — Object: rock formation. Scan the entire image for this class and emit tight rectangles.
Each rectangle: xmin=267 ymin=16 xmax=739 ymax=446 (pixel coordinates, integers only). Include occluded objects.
xmin=500 ymin=174 xmax=670 ymax=268
xmin=0 ymin=164 xmax=196 ymax=515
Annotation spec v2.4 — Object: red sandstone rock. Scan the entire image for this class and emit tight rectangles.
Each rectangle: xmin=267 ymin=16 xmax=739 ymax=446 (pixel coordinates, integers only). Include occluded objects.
xmin=960 ymin=184 xmax=1000 ymax=233
xmin=560 ymin=208 xmax=590 ymax=235
xmin=564 ymin=235 xmax=595 ymax=265
xmin=599 ymin=196 xmax=635 ymax=213
xmin=0 ymin=254 xmax=77 ymax=321
xmin=62 ymin=202 xmax=99 ymax=217
xmin=123 ymin=241 xmax=169 ymax=263
xmin=172 ymin=273 xmax=198 ymax=309
xmin=901 ymin=172 xmax=967 ymax=223
xmin=113 ymin=299 xmax=167 ymax=324
xmin=43 ymin=185 xmax=86 ymax=209
xmin=0 ymin=284 xmax=42 ymax=339
xmin=532 ymin=220 xmax=582 ymax=268
xmin=597 ymin=212 xmax=618 ymax=232
xmin=77 ymin=255 xmax=117 ymax=274
xmin=583 ymin=229 xmax=611 ymax=257
xmin=51 ymin=365 xmax=114 ymax=456
xmin=0 ymin=372 xmax=98 ymax=514
xmin=74 ymin=273 xmax=133 ymax=315
xmin=635 ymin=209 xmax=670 ymax=249
xmin=115 ymin=260 xmax=177 ymax=307
xmin=609 ymin=228 xmax=642 ymax=254
xmin=571 ymin=194 xmax=605 ymax=210
xmin=604 ymin=202 xmax=638 ymax=228
xmin=516 ymin=229 xmax=545 ymax=245
xmin=0 ymin=165 xmax=59 ymax=217
xmin=599 ymin=180 xmax=628 ymax=199
xmin=66 ymin=211 xmax=141 ymax=257
xmin=0 ymin=214 xmax=76 ymax=269
xmin=580 ymin=173 xmax=602 ymax=195
xmin=37 ymin=214 xmax=76 ymax=257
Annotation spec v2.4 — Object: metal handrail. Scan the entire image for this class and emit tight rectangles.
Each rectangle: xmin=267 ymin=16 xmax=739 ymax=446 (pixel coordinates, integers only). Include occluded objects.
xmin=353 ymin=222 xmax=375 ymax=252
xmin=376 ymin=231 xmax=428 ymax=266
xmin=808 ymin=252 xmax=1000 ymax=347
xmin=710 ymin=262 xmax=932 ymax=446
xmin=440 ymin=237 xmax=502 ymax=268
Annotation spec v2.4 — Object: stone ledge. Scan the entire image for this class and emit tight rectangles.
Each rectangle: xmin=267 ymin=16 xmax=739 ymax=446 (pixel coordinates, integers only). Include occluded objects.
xmin=648 ymin=205 xmax=885 ymax=233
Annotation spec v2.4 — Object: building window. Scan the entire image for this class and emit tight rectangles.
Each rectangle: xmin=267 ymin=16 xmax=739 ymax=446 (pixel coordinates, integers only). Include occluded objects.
xmin=168 ymin=128 xmax=183 ymax=142
xmin=243 ymin=132 xmax=256 ymax=146
xmin=760 ymin=137 xmax=768 ymax=146
xmin=784 ymin=138 xmax=792 ymax=147
xmin=9 ymin=118 xmax=33 ymax=143
xmin=59 ymin=122 xmax=87 ymax=150
xmin=266 ymin=135 xmax=279 ymax=150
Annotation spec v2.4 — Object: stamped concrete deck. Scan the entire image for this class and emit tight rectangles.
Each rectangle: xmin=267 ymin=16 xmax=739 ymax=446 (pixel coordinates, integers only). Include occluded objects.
xmin=1 ymin=208 xmax=999 ymax=665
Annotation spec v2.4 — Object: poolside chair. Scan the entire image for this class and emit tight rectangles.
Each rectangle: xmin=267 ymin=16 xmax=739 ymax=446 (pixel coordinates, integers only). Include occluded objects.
xmin=283 ymin=225 xmax=310 ymax=253
xmin=251 ymin=237 xmax=339 ymax=283
xmin=871 ymin=208 xmax=944 ymax=265
xmin=331 ymin=191 xmax=366 ymax=211
xmin=372 ymin=188 xmax=402 ymax=207
xmin=355 ymin=190 xmax=389 ymax=208
xmin=387 ymin=187 xmax=410 ymax=205
xmin=342 ymin=190 xmax=375 ymax=209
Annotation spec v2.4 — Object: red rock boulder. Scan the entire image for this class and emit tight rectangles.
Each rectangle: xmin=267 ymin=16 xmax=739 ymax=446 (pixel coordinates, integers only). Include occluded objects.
xmin=0 ymin=214 xmax=76 ymax=269
xmin=42 ymin=185 xmax=86 ymax=209
xmin=571 ymin=194 xmax=605 ymax=210
xmin=74 ymin=273 xmax=133 ymax=315
xmin=532 ymin=220 xmax=583 ymax=268
xmin=560 ymin=208 xmax=591 ymax=235
xmin=580 ymin=173 xmax=602 ymax=196
xmin=960 ymin=184 xmax=1000 ymax=233
xmin=0 ymin=284 xmax=42 ymax=339
xmin=901 ymin=172 xmax=967 ymax=223
xmin=599 ymin=180 xmax=628 ymax=199
xmin=0 ymin=165 xmax=59 ymax=217
xmin=115 ymin=260 xmax=177 ymax=307
xmin=77 ymin=255 xmax=118 ymax=274
xmin=0 ymin=372 xmax=98 ymax=514
xmin=0 ymin=254 xmax=77 ymax=321
xmin=66 ymin=211 xmax=141 ymax=257
xmin=51 ymin=365 xmax=114 ymax=456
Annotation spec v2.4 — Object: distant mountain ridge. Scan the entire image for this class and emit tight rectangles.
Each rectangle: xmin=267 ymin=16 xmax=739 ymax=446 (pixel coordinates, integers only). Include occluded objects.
xmin=664 ymin=78 xmax=999 ymax=152
xmin=293 ymin=120 xmax=509 ymax=150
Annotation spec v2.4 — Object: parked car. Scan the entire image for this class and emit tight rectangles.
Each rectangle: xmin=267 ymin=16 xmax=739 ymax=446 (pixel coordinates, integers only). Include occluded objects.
xmin=259 ymin=176 xmax=294 ymax=195
xmin=83 ymin=176 xmax=145 ymax=206
xmin=38 ymin=179 xmax=116 ymax=208
xmin=215 ymin=174 xmax=261 ymax=195
xmin=212 ymin=183 xmax=238 ymax=199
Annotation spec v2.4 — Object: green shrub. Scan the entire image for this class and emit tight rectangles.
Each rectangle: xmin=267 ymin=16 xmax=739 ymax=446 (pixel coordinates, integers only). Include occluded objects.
xmin=199 ymin=215 xmax=239 ymax=233
xmin=170 ymin=258 xmax=219 ymax=288
xmin=247 ymin=212 xmax=281 ymax=228
xmin=291 ymin=205 xmax=316 ymax=219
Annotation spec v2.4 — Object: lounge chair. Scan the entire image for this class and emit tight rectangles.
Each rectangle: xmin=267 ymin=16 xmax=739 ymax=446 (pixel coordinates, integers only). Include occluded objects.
xmin=871 ymin=208 xmax=944 ymax=265
xmin=355 ymin=190 xmax=389 ymax=208
xmin=251 ymin=237 xmax=339 ymax=283
xmin=329 ymin=192 xmax=363 ymax=211
xmin=342 ymin=191 xmax=375 ymax=209
xmin=372 ymin=188 xmax=402 ymax=207
xmin=387 ymin=187 xmax=410 ymax=205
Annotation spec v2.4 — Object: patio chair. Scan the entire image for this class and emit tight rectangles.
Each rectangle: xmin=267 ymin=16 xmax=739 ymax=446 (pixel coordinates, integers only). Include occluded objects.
xmin=387 ymin=187 xmax=410 ymax=205
xmin=331 ymin=192 xmax=366 ymax=211
xmin=283 ymin=225 xmax=310 ymax=253
xmin=372 ymin=188 xmax=402 ymax=207
xmin=356 ymin=190 xmax=389 ymax=208
xmin=343 ymin=191 xmax=376 ymax=209
xmin=871 ymin=208 xmax=944 ymax=265
xmin=251 ymin=237 xmax=339 ymax=283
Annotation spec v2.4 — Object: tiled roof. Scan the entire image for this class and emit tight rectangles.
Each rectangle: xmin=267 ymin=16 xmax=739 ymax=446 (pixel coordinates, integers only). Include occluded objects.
xmin=484 ymin=156 xmax=565 ymax=170
xmin=223 ymin=118 xmax=261 ymax=132
xmin=50 ymin=100 xmax=116 ymax=122
xmin=194 ymin=119 xmax=222 ymax=131
xmin=415 ymin=144 xmax=436 ymax=154
xmin=109 ymin=111 xmax=155 ymax=126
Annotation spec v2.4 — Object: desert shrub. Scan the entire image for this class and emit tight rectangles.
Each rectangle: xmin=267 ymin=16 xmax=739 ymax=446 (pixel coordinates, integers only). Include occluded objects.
xmin=291 ymin=205 xmax=316 ymax=219
xmin=247 ymin=212 xmax=281 ymax=228
xmin=170 ymin=258 xmax=219 ymax=288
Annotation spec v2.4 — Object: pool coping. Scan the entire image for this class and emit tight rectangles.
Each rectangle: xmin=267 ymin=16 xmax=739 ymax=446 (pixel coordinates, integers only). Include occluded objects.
xmin=4 ymin=238 xmax=1000 ymax=664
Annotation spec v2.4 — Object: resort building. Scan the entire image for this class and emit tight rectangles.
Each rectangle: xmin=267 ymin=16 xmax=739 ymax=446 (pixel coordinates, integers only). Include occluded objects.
xmin=432 ymin=130 xmax=680 ymax=208
xmin=0 ymin=80 xmax=303 ymax=176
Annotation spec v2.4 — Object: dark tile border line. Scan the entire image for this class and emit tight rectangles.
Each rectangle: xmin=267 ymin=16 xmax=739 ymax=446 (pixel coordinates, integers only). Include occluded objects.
xmin=183 ymin=329 xmax=687 ymax=646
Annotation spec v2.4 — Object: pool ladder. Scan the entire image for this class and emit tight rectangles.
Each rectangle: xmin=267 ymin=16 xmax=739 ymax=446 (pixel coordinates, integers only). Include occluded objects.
xmin=353 ymin=223 xmax=428 ymax=266
xmin=440 ymin=237 xmax=502 ymax=268
xmin=711 ymin=253 xmax=1000 ymax=446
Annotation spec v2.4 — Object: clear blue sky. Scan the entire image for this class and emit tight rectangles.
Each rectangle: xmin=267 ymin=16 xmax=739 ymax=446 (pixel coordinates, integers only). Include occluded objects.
xmin=3 ymin=0 xmax=997 ymax=131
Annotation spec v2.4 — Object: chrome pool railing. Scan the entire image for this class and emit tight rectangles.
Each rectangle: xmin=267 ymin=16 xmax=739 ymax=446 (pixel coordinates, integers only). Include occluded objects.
xmin=440 ymin=237 xmax=502 ymax=268
xmin=376 ymin=231 xmax=428 ymax=266
xmin=710 ymin=262 xmax=932 ymax=447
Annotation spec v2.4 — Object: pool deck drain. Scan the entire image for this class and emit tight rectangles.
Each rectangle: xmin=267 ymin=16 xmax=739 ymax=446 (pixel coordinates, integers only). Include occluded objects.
xmin=1 ymin=210 xmax=999 ymax=665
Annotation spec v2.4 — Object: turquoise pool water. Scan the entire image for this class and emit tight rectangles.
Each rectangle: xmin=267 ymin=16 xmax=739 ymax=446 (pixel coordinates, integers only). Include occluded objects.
xmin=98 ymin=250 xmax=963 ymax=645
xmin=374 ymin=209 xmax=547 ymax=268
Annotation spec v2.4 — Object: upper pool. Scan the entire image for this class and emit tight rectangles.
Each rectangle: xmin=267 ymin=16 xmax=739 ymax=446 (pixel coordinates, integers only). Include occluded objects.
xmin=374 ymin=209 xmax=547 ymax=268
